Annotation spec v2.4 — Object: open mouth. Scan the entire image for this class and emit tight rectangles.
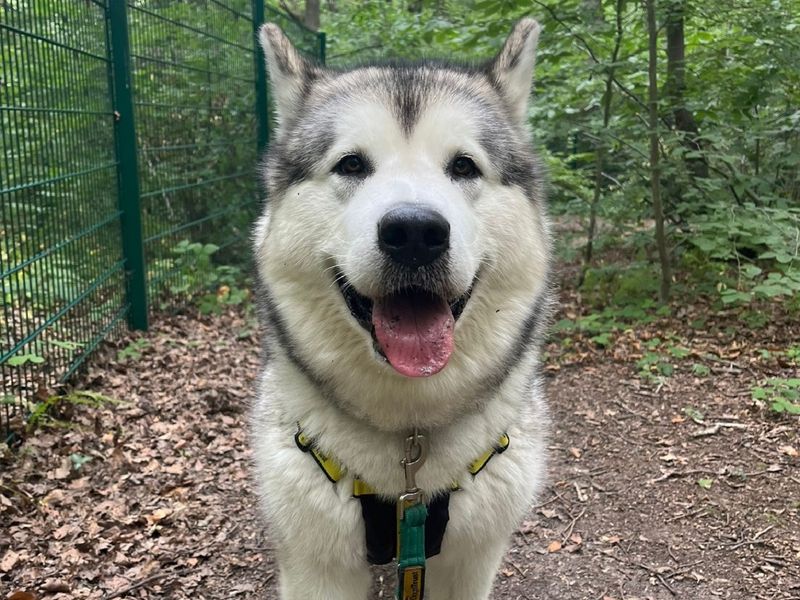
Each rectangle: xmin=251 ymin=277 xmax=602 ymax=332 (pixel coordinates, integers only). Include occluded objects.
xmin=335 ymin=270 xmax=471 ymax=378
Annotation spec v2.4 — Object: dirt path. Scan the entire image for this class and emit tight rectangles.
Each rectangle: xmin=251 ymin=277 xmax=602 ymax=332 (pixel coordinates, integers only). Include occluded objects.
xmin=1 ymin=307 xmax=798 ymax=600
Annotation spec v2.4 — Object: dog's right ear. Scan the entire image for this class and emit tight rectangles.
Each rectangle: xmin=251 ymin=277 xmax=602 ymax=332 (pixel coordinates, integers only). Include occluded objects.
xmin=258 ymin=23 xmax=319 ymax=128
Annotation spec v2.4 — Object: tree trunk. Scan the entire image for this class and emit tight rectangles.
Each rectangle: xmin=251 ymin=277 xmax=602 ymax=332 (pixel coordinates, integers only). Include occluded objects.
xmin=664 ymin=0 xmax=708 ymax=179
xmin=304 ymin=0 xmax=320 ymax=30
xmin=579 ymin=0 xmax=624 ymax=287
xmin=646 ymin=0 xmax=672 ymax=303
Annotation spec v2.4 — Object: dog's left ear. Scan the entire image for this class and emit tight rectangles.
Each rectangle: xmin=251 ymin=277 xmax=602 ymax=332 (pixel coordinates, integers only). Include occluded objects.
xmin=488 ymin=19 xmax=541 ymax=125
xmin=258 ymin=23 xmax=321 ymax=129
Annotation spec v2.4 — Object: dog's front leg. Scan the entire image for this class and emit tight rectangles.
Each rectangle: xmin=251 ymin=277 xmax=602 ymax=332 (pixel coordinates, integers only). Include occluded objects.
xmin=423 ymin=538 xmax=507 ymax=600
xmin=276 ymin=547 xmax=371 ymax=600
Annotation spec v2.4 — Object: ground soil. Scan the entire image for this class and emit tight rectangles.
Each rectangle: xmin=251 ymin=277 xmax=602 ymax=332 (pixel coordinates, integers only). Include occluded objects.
xmin=1 ymin=291 xmax=799 ymax=600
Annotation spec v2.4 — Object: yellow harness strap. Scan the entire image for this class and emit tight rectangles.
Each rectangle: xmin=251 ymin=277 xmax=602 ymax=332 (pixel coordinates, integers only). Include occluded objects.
xmin=468 ymin=433 xmax=510 ymax=476
xmin=295 ymin=426 xmax=510 ymax=494
xmin=294 ymin=430 xmax=346 ymax=483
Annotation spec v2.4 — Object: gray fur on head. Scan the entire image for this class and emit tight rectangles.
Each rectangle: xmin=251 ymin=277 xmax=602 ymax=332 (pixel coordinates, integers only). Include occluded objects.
xmin=486 ymin=19 xmax=541 ymax=125
xmin=258 ymin=23 xmax=324 ymax=129
xmin=258 ymin=19 xmax=540 ymax=130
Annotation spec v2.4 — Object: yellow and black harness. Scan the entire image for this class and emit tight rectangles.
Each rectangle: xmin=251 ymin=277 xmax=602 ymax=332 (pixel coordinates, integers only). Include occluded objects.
xmin=294 ymin=427 xmax=510 ymax=566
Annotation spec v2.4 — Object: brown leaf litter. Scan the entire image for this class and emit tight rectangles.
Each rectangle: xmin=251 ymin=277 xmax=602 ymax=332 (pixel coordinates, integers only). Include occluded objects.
xmin=1 ymin=301 xmax=799 ymax=599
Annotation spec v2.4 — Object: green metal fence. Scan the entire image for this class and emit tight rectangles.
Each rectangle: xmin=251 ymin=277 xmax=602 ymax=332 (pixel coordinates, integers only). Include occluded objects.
xmin=0 ymin=1 xmax=325 ymax=439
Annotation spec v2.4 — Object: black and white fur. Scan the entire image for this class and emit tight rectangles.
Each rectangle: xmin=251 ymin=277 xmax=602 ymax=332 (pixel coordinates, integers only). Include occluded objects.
xmin=251 ymin=19 xmax=552 ymax=600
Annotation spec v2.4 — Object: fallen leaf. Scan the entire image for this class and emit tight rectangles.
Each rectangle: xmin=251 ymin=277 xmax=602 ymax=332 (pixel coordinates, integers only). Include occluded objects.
xmin=547 ymin=540 xmax=562 ymax=553
xmin=1 ymin=549 xmax=20 ymax=572
xmin=539 ymin=508 xmax=558 ymax=519
xmin=146 ymin=507 xmax=172 ymax=525
xmin=600 ymin=534 xmax=622 ymax=545
xmin=569 ymin=447 xmax=582 ymax=459
xmin=778 ymin=445 xmax=798 ymax=457
xmin=698 ymin=478 xmax=714 ymax=489
xmin=8 ymin=592 xmax=37 ymax=600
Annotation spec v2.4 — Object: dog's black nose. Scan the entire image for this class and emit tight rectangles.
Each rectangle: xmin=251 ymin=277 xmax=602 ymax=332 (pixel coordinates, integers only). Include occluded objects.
xmin=378 ymin=205 xmax=450 ymax=268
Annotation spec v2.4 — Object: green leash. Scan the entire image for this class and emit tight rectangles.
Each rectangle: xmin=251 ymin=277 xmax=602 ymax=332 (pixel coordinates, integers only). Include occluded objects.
xmin=396 ymin=430 xmax=428 ymax=600
xmin=397 ymin=502 xmax=427 ymax=600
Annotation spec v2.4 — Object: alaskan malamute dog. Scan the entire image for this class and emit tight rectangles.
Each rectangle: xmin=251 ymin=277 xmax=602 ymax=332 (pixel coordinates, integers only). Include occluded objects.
xmin=251 ymin=19 xmax=551 ymax=600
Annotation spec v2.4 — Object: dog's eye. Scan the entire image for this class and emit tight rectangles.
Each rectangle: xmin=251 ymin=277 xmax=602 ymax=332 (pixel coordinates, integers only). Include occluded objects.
xmin=335 ymin=154 xmax=366 ymax=176
xmin=449 ymin=156 xmax=480 ymax=179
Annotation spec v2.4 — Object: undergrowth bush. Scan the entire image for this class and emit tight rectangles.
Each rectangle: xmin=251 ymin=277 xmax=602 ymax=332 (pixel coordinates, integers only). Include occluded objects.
xmin=151 ymin=240 xmax=251 ymax=315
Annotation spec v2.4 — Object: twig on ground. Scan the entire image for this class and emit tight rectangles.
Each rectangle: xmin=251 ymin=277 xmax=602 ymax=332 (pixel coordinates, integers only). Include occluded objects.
xmin=691 ymin=422 xmax=748 ymax=438
xmin=634 ymin=562 xmax=677 ymax=596
xmin=507 ymin=559 xmax=527 ymax=579
xmin=561 ymin=507 xmax=587 ymax=544
xmin=666 ymin=507 xmax=708 ymax=522
xmin=650 ymin=469 xmax=708 ymax=483
xmin=101 ymin=569 xmax=188 ymax=600
xmin=535 ymin=488 xmax=568 ymax=509
xmin=613 ymin=399 xmax=649 ymax=419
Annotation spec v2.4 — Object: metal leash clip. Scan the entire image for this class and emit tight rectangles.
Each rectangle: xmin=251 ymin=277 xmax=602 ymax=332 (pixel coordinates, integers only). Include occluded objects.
xmin=397 ymin=429 xmax=428 ymax=519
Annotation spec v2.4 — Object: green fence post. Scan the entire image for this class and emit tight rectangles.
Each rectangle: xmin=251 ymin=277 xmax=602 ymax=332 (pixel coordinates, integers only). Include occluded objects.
xmin=318 ymin=31 xmax=326 ymax=65
xmin=108 ymin=1 xmax=148 ymax=330
xmin=253 ymin=0 xmax=269 ymax=154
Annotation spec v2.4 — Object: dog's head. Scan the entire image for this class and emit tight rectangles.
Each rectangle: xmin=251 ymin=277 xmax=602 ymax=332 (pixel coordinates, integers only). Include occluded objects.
xmin=254 ymin=21 xmax=551 ymax=428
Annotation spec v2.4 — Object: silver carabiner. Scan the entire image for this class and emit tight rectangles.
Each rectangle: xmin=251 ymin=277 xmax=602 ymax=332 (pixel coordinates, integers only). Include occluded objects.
xmin=401 ymin=428 xmax=428 ymax=493
xmin=398 ymin=428 xmax=428 ymax=519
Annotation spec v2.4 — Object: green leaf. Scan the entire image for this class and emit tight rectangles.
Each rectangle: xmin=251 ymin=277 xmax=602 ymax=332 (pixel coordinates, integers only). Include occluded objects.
xmin=692 ymin=364 xmax=711 ymax=377
xmin=683 ymin=407 xmax=705 ymax=424
xmin=7 ymin=353 xmax=46 ymax=366
xmin=70 ymin=453 xmax=92 ymax=470
xmin=697 ymin=478 xmax=714 ymax=490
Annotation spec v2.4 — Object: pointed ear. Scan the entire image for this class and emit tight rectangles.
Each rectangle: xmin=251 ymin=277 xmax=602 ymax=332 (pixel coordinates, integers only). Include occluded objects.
xmin=488 ymin=19 xmax=541 ymax=125
xmin=258 ymin=23 xmax=318 ymax=127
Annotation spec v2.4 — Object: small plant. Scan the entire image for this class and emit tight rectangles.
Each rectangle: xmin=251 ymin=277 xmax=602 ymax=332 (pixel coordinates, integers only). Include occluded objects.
xmin=752 ymin=378 xmax=800 ymax=415
xmin=27 ymin=391 xmax=118 ymax=430
xmin=7 ymin=352 xmax=45 ymax=366
xmin=70 ymin=453 xmax=92 ymax=470
xmin=154 ymin=239 xmax=251 ymax=314
xmin=637 ymin=351 xmax=674 ymax=380
xmin=117 ymin=339 xmax=151 ymax=362
xmin=682 ymin=406 xmax=705 ymax=424
xmin=692 ymin=363 xmax=711 ymax=377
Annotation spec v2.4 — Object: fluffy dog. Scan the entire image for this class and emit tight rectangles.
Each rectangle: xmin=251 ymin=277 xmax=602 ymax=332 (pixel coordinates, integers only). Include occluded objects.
xmin=251 ymin=18 xmax=552 ymax=600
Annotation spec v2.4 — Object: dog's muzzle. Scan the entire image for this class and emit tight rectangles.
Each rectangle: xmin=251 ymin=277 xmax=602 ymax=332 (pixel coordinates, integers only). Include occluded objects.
xmin=333 ymin=205 xmax=475 ymax=379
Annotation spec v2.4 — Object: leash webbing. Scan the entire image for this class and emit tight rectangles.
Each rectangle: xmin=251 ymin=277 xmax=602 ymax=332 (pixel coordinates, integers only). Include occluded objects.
xmin=396 ymin=502 xmax=427 ymax=600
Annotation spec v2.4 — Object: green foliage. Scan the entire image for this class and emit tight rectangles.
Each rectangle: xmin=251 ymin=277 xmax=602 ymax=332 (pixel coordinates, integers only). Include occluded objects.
xmin=27 ymin=390 xmax=117 ymax=430
xmin=751 ymin=378 xmax=800 ymax=415
xmin=321 ymin=0 xmax=800 ymax=306
xmin=152 ymin=240 xmax=250 ymax=315
xmin=70 ymin=453 xmax=93 ymax=470
xmin=117 ymin=339 xmax=152 ymax=363
xmin=691 ymin=363 xmax=711 ymax=377
xmin=686 ymin=204 xmax=800 ymax=305
xmin=682 ymin=406 xmax=705 ymax=424
xmin=637 ymin=351 xmax=674 ymax=380
xmin=7 ymin=352 xmax=45 ymax=367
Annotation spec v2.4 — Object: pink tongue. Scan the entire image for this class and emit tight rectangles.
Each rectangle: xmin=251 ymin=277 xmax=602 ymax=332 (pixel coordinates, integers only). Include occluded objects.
xmin=372 ymin=291 xmax=454 ymax=378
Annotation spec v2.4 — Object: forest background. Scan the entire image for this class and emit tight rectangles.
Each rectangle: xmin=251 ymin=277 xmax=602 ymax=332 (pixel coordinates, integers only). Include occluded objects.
xmin=290 ymin=0 xmax=800 ymax=317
